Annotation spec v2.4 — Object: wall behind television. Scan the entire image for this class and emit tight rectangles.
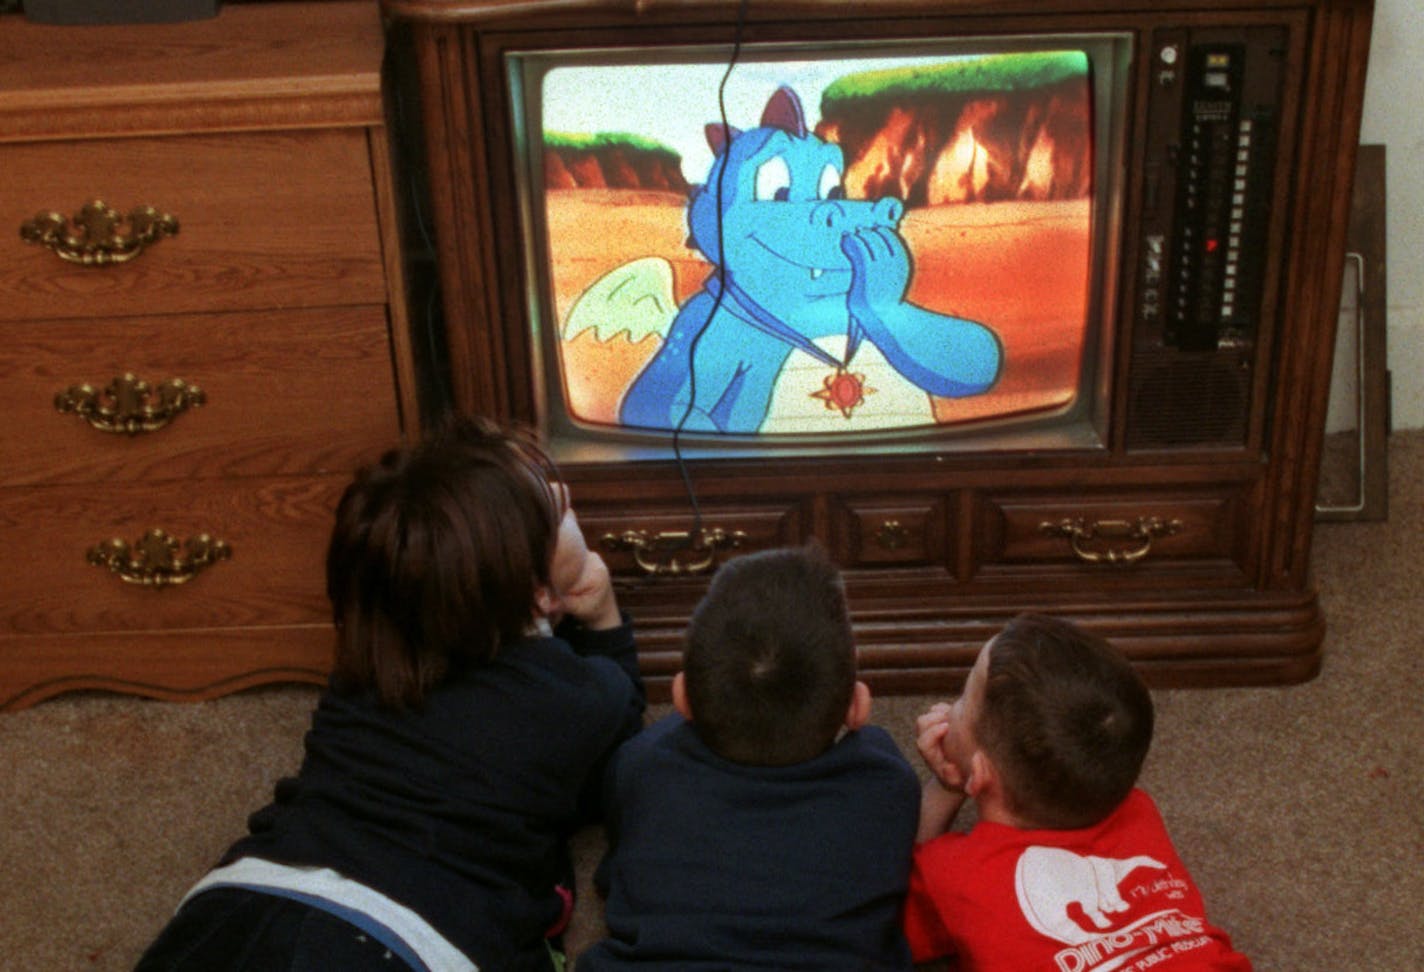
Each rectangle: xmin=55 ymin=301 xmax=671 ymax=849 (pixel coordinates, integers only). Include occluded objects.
xmin=1360 ymin=0 xmax=1424 ymax=430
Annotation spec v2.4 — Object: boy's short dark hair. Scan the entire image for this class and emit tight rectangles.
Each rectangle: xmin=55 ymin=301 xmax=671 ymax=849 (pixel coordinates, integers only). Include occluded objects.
xmin=978 ymin=614 xmax=1154 ymax=830
xmin=682 ymin=545 xmax=856 ymax=767
xmin=326 ymin=416 xmax=562 ymax=710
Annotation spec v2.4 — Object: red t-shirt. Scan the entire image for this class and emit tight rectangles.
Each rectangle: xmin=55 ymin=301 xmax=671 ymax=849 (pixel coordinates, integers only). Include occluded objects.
xmin=903 ymin=789 xmax=1252 ymax=971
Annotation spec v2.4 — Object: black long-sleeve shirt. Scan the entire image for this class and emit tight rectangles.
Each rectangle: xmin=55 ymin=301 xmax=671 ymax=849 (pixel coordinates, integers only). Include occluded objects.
xmin=224 ymin=617 xmax=644 ymax=971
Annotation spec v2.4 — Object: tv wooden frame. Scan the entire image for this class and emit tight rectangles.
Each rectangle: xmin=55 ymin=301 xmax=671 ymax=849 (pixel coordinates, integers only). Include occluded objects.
xmin=382 ymin=0 xmax=1375 ymax=699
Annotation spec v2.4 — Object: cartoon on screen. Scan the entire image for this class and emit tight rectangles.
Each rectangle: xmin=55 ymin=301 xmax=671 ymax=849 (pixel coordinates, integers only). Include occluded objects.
xmin=542 ymin=51 xmax=1094 ymax=437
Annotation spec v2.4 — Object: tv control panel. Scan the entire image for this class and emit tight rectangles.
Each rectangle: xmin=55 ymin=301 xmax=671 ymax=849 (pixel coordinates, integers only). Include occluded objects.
xmin=1138 ymin=27 xmax=1286 ymax=352
xmin=1127 ymin=25 xmax=1289 ymax=449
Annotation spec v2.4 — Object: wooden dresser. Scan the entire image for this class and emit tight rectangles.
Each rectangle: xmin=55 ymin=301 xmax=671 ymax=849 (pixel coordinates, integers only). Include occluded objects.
xmin=0 ymin=2 xmax=418 ymax=711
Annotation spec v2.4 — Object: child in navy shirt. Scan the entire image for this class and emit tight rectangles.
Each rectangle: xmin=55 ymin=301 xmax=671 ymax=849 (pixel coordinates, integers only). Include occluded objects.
xmin=579 ymin=545 xmax=920 ymax=970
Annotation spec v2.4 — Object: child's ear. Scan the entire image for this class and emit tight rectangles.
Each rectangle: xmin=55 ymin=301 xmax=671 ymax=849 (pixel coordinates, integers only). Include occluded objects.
xmin=533 ymin=583 xmax=557 ymax=619
xmin=966 ymin=749 xmax=995 ymax=799
xmin=672 ymin=671 xmax=693 ymax=721
xmin=844 ymin=679 xmax=872 ymax=731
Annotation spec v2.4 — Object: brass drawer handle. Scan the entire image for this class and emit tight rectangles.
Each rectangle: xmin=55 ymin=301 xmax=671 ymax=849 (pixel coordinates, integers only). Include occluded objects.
xmin=55 ymin=373 xmax=205 ymax=435
xmin=20 ymin=199 xmax=178 ymax=266
xmin=1039 ymin=516 xmax=1182 ymax=565
xmin=87 ymin=528 xmax=231 ymax=587
xmin=876 ymin=519 xmax=909 ymax=550
xmin=601 ymin=527 xmax=746 ymax=576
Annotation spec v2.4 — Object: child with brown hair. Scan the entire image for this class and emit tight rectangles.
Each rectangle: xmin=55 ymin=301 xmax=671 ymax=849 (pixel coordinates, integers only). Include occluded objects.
xmin=136 ymin=416 xmax=645 ymax=972
xmin=904 ymin=613 xmax=1251 ymax=971
xmin=579 ymin=544 xmax=920 ymax=970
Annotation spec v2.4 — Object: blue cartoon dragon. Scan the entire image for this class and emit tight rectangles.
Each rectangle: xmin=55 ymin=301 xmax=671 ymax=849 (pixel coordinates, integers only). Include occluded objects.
xmin=604 ymin=86 xmax=1002 ymax=434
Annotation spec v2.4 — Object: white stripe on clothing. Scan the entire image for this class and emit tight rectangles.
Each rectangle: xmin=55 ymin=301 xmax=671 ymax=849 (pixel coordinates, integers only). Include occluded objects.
xmin=181 ymin=857 xmax=478 ymax=972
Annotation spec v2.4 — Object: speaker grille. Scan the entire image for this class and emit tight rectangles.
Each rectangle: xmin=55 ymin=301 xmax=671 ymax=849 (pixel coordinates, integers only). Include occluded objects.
xmin=1127 ymin=350 xmax=1251 ymax=448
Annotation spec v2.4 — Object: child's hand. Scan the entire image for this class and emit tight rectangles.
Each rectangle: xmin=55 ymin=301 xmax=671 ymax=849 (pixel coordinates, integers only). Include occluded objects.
xmin=916 ymin=701 xmax=952 ymax=736
xmin=914 ymin=703 xmax=971 ymax=841
xmin=543 ymin=503 xmax=621 ymax=630
xmin=916 ymin=703 xmax=967 ymax=793
xmin=557 ymin=548 xmax=621 ymax=631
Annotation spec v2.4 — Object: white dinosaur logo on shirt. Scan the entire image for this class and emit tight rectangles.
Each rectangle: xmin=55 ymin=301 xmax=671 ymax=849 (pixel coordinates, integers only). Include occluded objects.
xmin=1016 ymin=846 xmax=1166 ymax=944
xmin=1015 ymin=848 xmax=1216 ymax=972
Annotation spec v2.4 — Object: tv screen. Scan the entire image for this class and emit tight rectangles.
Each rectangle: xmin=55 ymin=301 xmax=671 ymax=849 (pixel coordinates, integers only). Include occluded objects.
xmin=508 ymin=34 xmax=1130 ymax=460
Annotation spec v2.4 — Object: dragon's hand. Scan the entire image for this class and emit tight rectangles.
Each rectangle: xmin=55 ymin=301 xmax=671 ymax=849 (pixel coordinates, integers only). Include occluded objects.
xmin=842 ymin=225 xmax=912 ymax=336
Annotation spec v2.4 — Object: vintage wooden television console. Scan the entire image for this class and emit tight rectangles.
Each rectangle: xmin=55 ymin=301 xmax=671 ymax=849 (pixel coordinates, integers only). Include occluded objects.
xmin=385 ymin=0 xmax=1372 ymax=699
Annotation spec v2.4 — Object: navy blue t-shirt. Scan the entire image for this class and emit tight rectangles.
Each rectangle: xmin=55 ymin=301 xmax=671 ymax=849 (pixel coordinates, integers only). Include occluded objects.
xmin=580 ymin=713 xmax=920 ymax=970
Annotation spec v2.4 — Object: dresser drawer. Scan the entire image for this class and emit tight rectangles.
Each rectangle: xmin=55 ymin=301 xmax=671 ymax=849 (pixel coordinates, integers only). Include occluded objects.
xmin=0 ymin=306 xmax=401 ymax=487
xmin=580 ymin=499 xmax=805 ymax=579
xmin=974 ymin=483 xmax=1253 ymax=583
xmin=828 ymin=493 xmax=953 ymax=568
xmin=0 ymin=128 xmax=386 ymax=321
xmin=0 ymin=475 xmax=343 ymax=637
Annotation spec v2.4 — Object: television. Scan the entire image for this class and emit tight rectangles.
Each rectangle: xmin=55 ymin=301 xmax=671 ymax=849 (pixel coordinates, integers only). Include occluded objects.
xmin=382 ymin=0 xmax=1374 ymax=696
xmin=511 ymin=37 xmax=1124 ymax=460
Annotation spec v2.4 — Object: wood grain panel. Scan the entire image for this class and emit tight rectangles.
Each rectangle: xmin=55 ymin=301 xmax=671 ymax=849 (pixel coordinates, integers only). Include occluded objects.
xmin=0 ymin=1 xmax=384 ymax=142
xmin=0 ymin=129 xmax=385 ymax=321
xmin=974 ymin=485 xmax=1251 ymax=587
xmin=828 ymin=494 xmax=952 ymax=569
xmin=0 ymin=627 xmax=333 ymax=712
xmin=0 ymin=306 xmax=401 ymax=486
xmin=0 ymin=476 xmax=342 ymax=637
xmin=580 ymin=500 xmax=805 ymax=578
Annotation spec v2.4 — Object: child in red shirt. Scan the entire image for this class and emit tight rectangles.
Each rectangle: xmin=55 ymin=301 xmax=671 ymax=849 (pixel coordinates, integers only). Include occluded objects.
xmin=903 ymin=614 xmax=1251 ymax=971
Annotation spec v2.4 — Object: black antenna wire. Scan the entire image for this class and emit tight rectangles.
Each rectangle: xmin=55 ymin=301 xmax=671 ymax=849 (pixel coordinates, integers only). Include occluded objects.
xmin=670 ymin=0 xmax=752 ymax=540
